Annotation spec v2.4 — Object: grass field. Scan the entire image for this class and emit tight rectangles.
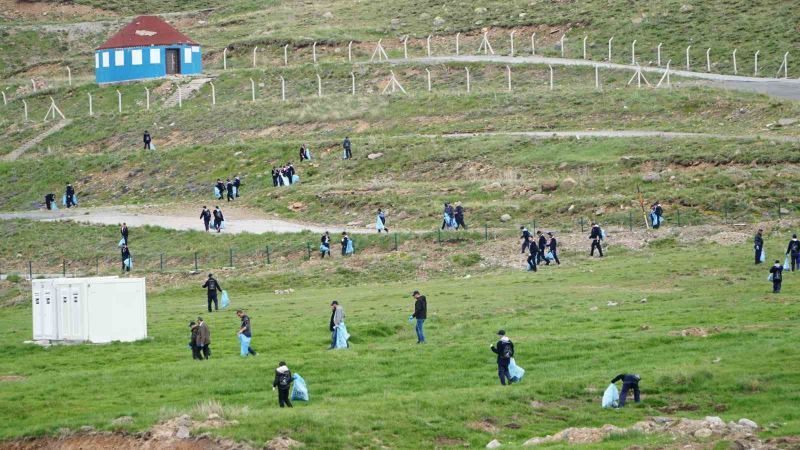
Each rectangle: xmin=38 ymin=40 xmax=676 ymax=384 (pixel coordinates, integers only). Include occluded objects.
xmin=0 ymin=242 xmax=798 ymax=448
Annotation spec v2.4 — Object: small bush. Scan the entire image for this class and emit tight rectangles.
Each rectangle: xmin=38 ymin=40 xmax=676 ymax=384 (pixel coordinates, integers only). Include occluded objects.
xmin=451 ymin=253 xmax=481 ymax=267
xmin=5 ymin=273 xmax=21 ymax=283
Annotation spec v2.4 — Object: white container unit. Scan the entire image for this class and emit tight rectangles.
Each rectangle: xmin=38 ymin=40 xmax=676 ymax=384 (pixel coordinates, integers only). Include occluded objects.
xmin=32 ymin=277 xmax=147 ymax=343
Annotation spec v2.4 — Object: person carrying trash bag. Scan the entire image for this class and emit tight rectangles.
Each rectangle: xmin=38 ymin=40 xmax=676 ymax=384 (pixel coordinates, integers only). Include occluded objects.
xmin=189 ymin=321 xmax=202 ymax=360
xmin=329 ymin=301 xmax=350 ymax=349
xmin=754 ymin=229 xmax=765 ymax=265
xmin=650 ymin=201 xmax=664 ymax=229
xmin=236 ymin=309 xmax=257 ymax=356
xmin=121 ymin=244 xmax=132 ymax=273
xmin=202 ymin=273 xmax=223 ymax=312
xmin=320 ymin=231 xmax=332 ymax=258
xmin=214 ymin=179 xmax=225 ymax=200
xmin=490 ymin=330 xmax=515 ymax=385
xmin=786 ymin=234 xmax=800 ymax=272
xmin=196 ymin=316 xmax=211 ymax=359
xmin=526 ymin=236 xmax=538 ymax=272
xmin=769 ymin=260 xmax=784 ymax=294
xmin=273 ymin=361 xmax=294 ymax=408
xmin=610 ymin=373 xmax=641 ymax=407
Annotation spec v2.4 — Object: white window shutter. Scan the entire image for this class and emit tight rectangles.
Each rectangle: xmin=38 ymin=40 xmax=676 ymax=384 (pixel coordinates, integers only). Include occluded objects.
xmin=184 ymin=47 xmax=192 ymax=64
xmin=150 ymin=48 xmax=161 ymax=64
xmin=114 ymin=50 xmax=124 ymax=66
xmin=102 ymin=52 xmax=110 ymax=68
xmin=131 ymin=49 xmax=143 ymax=65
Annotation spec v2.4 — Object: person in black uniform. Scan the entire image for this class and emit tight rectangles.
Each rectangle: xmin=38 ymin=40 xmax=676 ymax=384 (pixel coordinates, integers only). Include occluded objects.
xmin=787 ymin=234 xmax=800 ymax=272
xmin=754 ymin=229 xmax=764 ymax=265
xmin=44 ymin=193 xmax=55 ymax=210
xmin=547 ymin=232 xmax=560 ymax=265
xmin=520 ymin=227 xmax=531 ymax=254
xmin=770 ymin=260 xmax=784 ymax=293
xmin=271 ymin=167 xmax=279 ymax=187
xmin=121 ymin=244 xmax=131 ymax=272
xmin=273 ymin=362 xmax=293 ymax=408
xmin=590 ymin=223 xmax=604 ymax=257
xmin=341 ymin=232 xmax=350 ymax=256
xmin=233 ymin=176 xmax=241 ymax=197
xmin=202 ymin=273 xmax=222 ymax=312
xmin=200 ymin=206 xmax=212 ymax=231
xmin=411 ymin=291 xmax=427 ymax=344
xmin=454 ymin=202 xmax=466 ymax=230
xmin=526 ymin=236 xmax=538 ymax=272
xmin=215 ymin=179 xmax=225 ymax=199
xmin=490 ymin=330 xmax=515 ymax=385
xmin=65 ymin=183 xmax=76 ymax=208
xmin=143 ymin=130 xmax=152 ymax=150
xmin=286 ymin=163 xmax=295 ymax=185
xmin=213 ymin=206 xmax=224 ymax=233
xmin=610 ymin=374 xmax=641 ymax=407
xmin=226 ymin=179 xmax=234 ymax=202
xmin=120 ymin=223 xmax=129 ymax=245
xmin=320 ymin=231 xmax=332 ymax=258
xmin=343 ymin=136 xmax=352 ymax=160
xmin=651 ymin=201 xmax=664 ymax=229
xmin=537 ymin=231 xmax=548 ymax=265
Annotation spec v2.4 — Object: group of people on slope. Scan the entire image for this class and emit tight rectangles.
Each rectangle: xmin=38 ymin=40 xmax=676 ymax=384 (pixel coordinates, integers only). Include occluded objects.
xmin=521 ymin=228 xmax=560 ymax=271
xmin=441 ymin=202 xmax=467 ymax=230
xmin=214 ymin=177 xmax=242 ymax=202
xmin=43 ymin=183 xmax=78 ymax=210
xmin=320 ymin=231 xmax=354 ymax=258
xmin=119 ymin=222 xmax=132 ymax=273
xmin=756 ymin=229 xmax=800 ymax=294
xmin=271 ymin=164 xmax=298 ymax=187
xmin=200 ymin=206 xmax=225 ymax=233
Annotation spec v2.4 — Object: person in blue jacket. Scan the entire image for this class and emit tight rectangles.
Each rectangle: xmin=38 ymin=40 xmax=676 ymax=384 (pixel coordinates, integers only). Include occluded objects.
xmin=610 ymin=374 xmax=641 ymax=406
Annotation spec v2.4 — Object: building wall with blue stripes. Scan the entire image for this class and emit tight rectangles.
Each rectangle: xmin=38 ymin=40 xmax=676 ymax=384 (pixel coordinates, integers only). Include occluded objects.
xmin=95 ymin=44 xmax=202 ymax=84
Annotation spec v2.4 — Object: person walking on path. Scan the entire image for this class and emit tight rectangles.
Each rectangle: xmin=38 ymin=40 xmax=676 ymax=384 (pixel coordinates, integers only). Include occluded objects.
xmin=547 ymin=232 xmax=561 ymax=265
xmin=202 ymin=274 xmax=222 ymax=312
xmin=273 ymin=362 xmax=294 ymax=408
xmin=189 ymin=321 xmax=202 ymax=360
xmin=589 ymin=223 xmax=604 ymax=257
xmin=454 ymin=202 xmax=466 ymax=230
xmin=65 ymin=183 xmax=76 ymax=208
xmin=343 ymin=136 xmax=352 ymax=159
xmin=376 ymin=209 xmax=389 ymax=233
xmin=490 ymin=330 xmax=515 ymax=385
xmin=200 ymin=206 xmax=212 ymax=231
xmin=411 ymin=291 xmax=427 ymax=344
xmin=213 ymin=206 xmax=224 ymax=233
xmin=341 ymin=232 xmax=353 ymax=256
xmin=120 ymin=244 xmax=131 ymax=273
xmin=120 ymin=223 xmax=129 ymax=245
xmin=196 ymin=316 xmax=211 ymax=359
xmin=214 ymin=179 xmax=225 ymax=200
xmin=770 ymin=260 xmax=784 ymax=293
xmin=610 ymin=374 xmax=641 ymax=407
xmin=526 ymin=236 xmax=538 ymax=272
xmin=226 ymin=179 xmax=235 ymax=202
xmin=329 ymin=301 xmax=348 ymax=349
xmin=233 ymin=176 xmax=241 ymax=197
xmin=786 ymin=234 xmax=800 ymax=272
xmin=537 ymin=231 xmax=548 ymax=265
xmin=520 ymin=227 xmax=531 ymax=254
xmin=754 ymin=229 xmax=764 ymax=265
xmin=45 ymin=193 xmax=55 ymax=211
xmin=236 ymin=309 xmax=257 ymax=356
xmin=143 ymin=130 xmax=152 ymax=150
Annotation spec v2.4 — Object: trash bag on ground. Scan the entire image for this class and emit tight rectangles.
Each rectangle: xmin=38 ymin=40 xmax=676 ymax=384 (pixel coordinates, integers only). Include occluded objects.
xmin=602 ymin=383 xmax=619 ymax=408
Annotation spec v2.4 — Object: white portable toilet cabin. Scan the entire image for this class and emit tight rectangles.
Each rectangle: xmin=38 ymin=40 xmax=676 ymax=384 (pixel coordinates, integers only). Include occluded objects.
xmin=32 ymin=277 xmax=147 ymax=343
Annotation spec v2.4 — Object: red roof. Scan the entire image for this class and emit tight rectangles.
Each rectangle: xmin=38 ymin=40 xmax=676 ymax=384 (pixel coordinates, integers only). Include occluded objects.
xmin=97 ymin=15 xmax=198 ymax=50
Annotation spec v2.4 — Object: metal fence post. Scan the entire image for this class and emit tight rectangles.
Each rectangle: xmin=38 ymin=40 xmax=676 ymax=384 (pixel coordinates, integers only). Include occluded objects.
xmin=484 ymin=224 xmax=488 ymax=241
xmin=394 ymin=233 xmax=398 ymax=251
xmin=266 ymin=245 xmax=271 ymax=265
xmin=160 ymin=253 xmax=164 ymax=271
xmin=777 ymin=203 xmax=782 ymax=220
xmin=96 ymin=256 xmax=100 ymax=275
xmin=194 ymin=252 xmax=198 ymax=271
xmin=306 ymin=243 xmax=312 ymax=259
xmin=29 ymin=261 xmax=32 ymax=280
xmin=676 ymin=208 xmax=681 ymax=227
xmin=628 ymin=211 xmax=633 ymax=231
xmin=63 ymin=259 xmax=66 ymax=277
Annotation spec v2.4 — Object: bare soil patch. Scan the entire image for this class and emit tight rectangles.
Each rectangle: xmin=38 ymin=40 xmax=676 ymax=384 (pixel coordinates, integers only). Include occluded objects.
xmin=0 ymin=0 xmax=116 ymax=22
xmin=0 ymin=375 xmax=26 ymax=382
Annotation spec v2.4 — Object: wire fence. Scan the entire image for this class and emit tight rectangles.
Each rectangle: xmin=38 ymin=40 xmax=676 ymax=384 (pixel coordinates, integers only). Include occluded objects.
xmin=1 ymin=205 xmax=793 ymax=280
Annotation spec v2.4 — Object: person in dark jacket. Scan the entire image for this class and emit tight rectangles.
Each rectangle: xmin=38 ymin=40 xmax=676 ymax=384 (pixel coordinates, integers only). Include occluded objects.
xmin=189 ymin=321 xmax=202 ymax=360
xmin=590 ymin=223 xmax=604 ymax=257
xmin=329 ymin=301 xmax=346 ymax=349
xmin=143 ymin=130 xmax=151 ymax=150
xmin=320 ymin=231 xmax=332 ymax=258
xmin=547 ymin=232 xmax=560 ymax=265
xmin=786 ymin=234 xmax=800 ymax=272
xmin=341 ymin=232 xmax=351 ymax=256
xmin=411 ymin=291 xmax=427 ymax=343
xmin=520 ymin=227 xmax=531 ymax=254
xmin=454 ymin=202 xmax=466 ymax=230
xmin=214 ymin=179 xmax=225 ymax=199
xmin=236 ymin=309 xmax=257 ymax=356
xmin=271 ymin=167 xmax=279 ymax=187
xmin=490 ymin=330 xmax=515 ymax=385
xmin=526 ymin=236 xmax=538 ymax=272
xmin=44 ymin=193 xmax=55 ymax=210
xmin=202 ymin=273 xmax=222 ymax=312
xmin=200 ymin=206 xmax=212 ymax=231
xmin=120 ymin=223 xmax=129 ymax=245
xmin=196 ymin=316 xmax=211 ymax=359
xmin=65 ymin=183 xmax=76 ymax=208
xmin=213 ymin=206 xmax=224 ymax=233
xmin=611 ymin=373 xmax=641 ymax=407
xmin=233 ymin=176 xmax=241 ymax=197
xmin=754 ymin=229 xmax=764 ymax=265
xmin=651 ymin=202 xmax=664 ymax=229
xmin=343 ymin=136 xmax=352 ymax=159
xmin=273 ymin=362 xmax=294 ymax=408
xmin=770 ymin=260 xmax=783 ymax=293
xmin=121 ymin=244 xmax=131 ymax=272
xmin=537 ymin=231 xmax=548 ymax=265
xmin=226 ymin=178 xmax=235 ymax=202
xmin=286 ymin=163 xmax=295 ymax=185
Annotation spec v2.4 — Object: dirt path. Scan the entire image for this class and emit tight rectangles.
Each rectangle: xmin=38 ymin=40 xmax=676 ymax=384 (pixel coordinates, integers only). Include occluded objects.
xmin=0 ymin=206 xmax=377 ymax=235
xmin=421 ymin=129 xmax=800 ymax=143
xmin=388 ymin=55 xmax=800 ymax=100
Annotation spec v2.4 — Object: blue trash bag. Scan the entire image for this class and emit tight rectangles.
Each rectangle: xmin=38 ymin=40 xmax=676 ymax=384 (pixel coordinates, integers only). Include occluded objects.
xmin=545 ymin=252 xmax=555 ymax=262
xmin=334 ymin=323 xmax=350 ymax=348
xmin=238 ymin=333 xmax=252 ymax=357
xmin=221 ymin=290 xmax=230 ymax=309
xmin=220 ymin=221 xmax=226 ymax=230
xmin=767 ymin=273 xmax=773 ymax=281
xmin=345 ymin=239 xmax=354 ymax=255
xmin=291 ymin=374 xmax=309 ymax=402
xmin=600 ymin=229 xmax=607 ymax=239
xmin=123 ymin=257 xmax=132 ymax=269
xmin=602 ymin=383 xmax=619 ymax=408
xmin=320 ymin=244 xmax=329 ymax=253
xmin=526 ymin=261 xmax=534 ymax=271
xmin=292 ymin=174 xmax=300 ymax=184
xmin=51 ymin=201 xmax=58 ymax=210
xmin=214 ymin=186 xmax=221 ymax=199
xmin=508 ymin=358 xmax=525 ymax=382
xmin=232 ymin=186 xmax=238 ymax=197
xmin=118 ymin=238 xmax=126 ymax=248
xmin=62 ymin=194 xmax=66 ymax=206
xmin=760 ymin=249 xmax=766 ymax=262
xmin=376 ymin=216 xmax=385 ymax=231
xmin=784 ymin=256 xmax=791 ymax=271
xmin=72 ymin=195 xmax=78 ymax=206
